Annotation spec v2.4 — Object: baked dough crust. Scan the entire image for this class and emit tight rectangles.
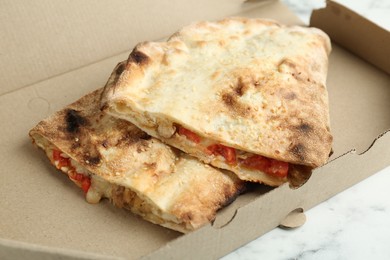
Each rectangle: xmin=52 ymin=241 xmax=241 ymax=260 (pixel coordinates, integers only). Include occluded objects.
xmin=102 ymin=18 xmax=333 ymax=187
xmin=29 ymin=64 xmax=244 ymax=233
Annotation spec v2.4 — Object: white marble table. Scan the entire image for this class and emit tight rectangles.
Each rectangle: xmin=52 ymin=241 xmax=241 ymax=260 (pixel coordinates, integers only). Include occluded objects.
xmin=222 ymin=0 xmax=390 ymax=259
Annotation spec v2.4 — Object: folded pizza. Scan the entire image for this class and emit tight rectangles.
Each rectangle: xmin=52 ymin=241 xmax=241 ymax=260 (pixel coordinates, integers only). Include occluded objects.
xmin=101 ymin=18 xmax=333 ymax=187
xmin=29 ymin=66 xmax=245 ymax=233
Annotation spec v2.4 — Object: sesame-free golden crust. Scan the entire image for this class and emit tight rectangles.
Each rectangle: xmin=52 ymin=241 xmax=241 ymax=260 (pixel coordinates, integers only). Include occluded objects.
xmin=102 ymin=18 xmax=332 ymax=172
xmin=29 ymin=63 xmax=244 ymax=233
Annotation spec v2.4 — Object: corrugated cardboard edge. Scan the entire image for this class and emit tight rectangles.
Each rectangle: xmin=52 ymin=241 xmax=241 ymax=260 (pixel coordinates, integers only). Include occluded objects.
xmin=311 ymin=0 xmax=390 ymax=75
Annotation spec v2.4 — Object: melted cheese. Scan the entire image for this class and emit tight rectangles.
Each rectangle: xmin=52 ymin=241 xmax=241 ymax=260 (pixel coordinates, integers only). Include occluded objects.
xmin=86 ymin=175 xmax=111 ymax=204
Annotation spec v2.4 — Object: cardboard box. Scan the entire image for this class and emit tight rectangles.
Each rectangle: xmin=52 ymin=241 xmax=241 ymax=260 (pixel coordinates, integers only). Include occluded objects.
xmin=0 ymin=0 xmax=389 ymax=259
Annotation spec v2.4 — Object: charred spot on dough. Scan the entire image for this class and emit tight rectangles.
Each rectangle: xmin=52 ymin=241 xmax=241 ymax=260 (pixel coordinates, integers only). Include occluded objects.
xmin=129 ymin=50 xmax=149 ymax=65
xmin=290 ymin=143 xmax=306 ymax=162
xmin=221 ymin=190 xmax=236 ymax=207
xmin=222 ymin=93 xmax=234 ymax=106
xmin=84 ymin=154 xmax=101 ymax=166
xmin=98 ymin=112 xmax=105 ymax=120
xmin=65 ymin=109 xmax=87 ymax=133
xmin=220 ymin=182 xmax=244 ymax=207
xmin=71 ymin=141 xmax=81 ymax=150
xmin=221 ymin=92 xmax=251 ymax=117
xmin=79 ymin=136 xmax=102 ymax=166
xmin=101 ymin=139 xmax=110 ymax=148
xmin=116 ymin=62 xmax=126 ymax=75
xmin=100 ymin=103 xmax=109 ymax=112
xmin=111 ymin=62 xmax=126 ymax=85
xmin=296 ymin=122 xmax=312 ymax=134
xmin=139 ymin=132 xmax=152 ymax=140
xmin=234 ymin=77 xmax=246 ymax=96
xmin=288 ymin=164 xmax=312 ymax=189
xmin=115 ymin=129 xmax=143 ymax=147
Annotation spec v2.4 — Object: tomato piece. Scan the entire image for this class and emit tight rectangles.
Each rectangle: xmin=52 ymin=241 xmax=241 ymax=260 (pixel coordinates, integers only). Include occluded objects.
xmin=53 ymin=149 xmax=61 ymax=160
xmin=177 ymin=126 xmax=201 ymax=144
xmin=206 ymin=144 xmax=237 ymax=165
xmin=268 ymin=159 xmax=289 ymax=178
xmin=69 ymin=172 xmax=91 ymax=193
xmin=240 ymin=155 xmax=289 ymax=178
xmin=58 ymin=157 xmax=70 ymax=168
xmin=240 ymin=155 xmax=270 ymax=171
xmin=73 ymin=173 xmax=84 ymax=182
xmin=53 ymin=149 xmax=70 ymax=168
xmin=81 ymin=177 xmax=91 ymax=193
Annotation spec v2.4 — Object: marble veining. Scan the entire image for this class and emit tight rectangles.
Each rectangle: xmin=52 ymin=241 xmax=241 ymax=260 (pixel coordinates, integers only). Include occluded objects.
xmin=222 ymin=0 xmax=390 ymax=259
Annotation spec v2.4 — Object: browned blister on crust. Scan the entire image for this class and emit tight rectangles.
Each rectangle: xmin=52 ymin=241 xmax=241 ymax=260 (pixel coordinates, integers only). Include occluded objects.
xmin=101 ymin=18 xmax=333 ymax=187
xmin=29 ymin=63 xmax=245 ymax=233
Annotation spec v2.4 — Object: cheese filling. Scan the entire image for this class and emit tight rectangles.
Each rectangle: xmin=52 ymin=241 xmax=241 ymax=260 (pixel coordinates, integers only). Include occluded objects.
xmin=110 ymin=101 xmax=288 ymax=185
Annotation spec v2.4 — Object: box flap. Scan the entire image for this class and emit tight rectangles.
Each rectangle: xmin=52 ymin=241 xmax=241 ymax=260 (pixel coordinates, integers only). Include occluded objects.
xmin=0 ymin=0 xmax=271 ymax=95
xmin=311 ymin=0 xmax=390 ymax=75
xmin=326 ymin=44 xmax=390 ymax=158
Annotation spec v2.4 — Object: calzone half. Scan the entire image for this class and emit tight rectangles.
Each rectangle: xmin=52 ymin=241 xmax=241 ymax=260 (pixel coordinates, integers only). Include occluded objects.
xmin=101 ymin=18 xmax=333 ymax=187
xmin=29 ymin=65 xmax=244 ymax=233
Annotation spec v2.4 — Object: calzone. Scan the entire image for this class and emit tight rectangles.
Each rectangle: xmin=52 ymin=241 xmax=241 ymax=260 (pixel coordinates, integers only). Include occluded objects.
xmin=101 ymin=18 xmax=333 ymax=187
xmin=29 ymin=64 xmax=244 ymax=233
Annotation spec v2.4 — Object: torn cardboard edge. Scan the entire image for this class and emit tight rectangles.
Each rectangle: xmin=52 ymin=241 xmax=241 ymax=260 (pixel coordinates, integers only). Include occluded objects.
xmin=311 ymin=0 xmax=390 ymax=75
